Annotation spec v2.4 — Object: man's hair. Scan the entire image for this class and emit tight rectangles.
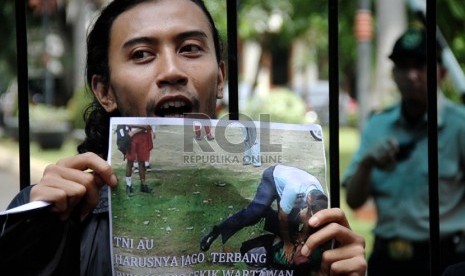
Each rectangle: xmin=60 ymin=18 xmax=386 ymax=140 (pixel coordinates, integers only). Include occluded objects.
xmin=307 ymin=189 xmax=328 ymax=214
xmin=78 ymin=0 xmax=223 ymax=157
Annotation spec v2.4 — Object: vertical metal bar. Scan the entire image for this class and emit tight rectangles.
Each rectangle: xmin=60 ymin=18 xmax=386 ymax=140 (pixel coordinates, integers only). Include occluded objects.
xmin=15 ymin=0 xmax=31 ymax=190
xmin=227 ymin=0 xmax=239 ymax=120
xmin=426 ymin=0 xmax=439 ymax=275
xmin=328 ymin=0 xmax=340 ymax=207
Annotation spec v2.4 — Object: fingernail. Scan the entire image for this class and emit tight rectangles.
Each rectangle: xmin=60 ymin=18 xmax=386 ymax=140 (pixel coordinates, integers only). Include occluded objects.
xmin=309 ymin=215 xmax=320 ymax=226
xmin=301 ymin=245 xmax=310 ymax=257
xmin=111 ymin=174 xmax=118 ymax=185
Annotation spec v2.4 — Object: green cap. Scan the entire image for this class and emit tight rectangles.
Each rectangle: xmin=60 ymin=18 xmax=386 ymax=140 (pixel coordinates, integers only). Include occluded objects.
xmin=389 ymin=28 xmax=427 ymax=63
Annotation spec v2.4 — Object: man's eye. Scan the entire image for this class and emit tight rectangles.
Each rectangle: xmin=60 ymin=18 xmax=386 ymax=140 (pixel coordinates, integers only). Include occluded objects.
xmin=132 ymin=50 xmax=152 ymax=61
xmin=181 ymin=44 xmax=202 ymax=54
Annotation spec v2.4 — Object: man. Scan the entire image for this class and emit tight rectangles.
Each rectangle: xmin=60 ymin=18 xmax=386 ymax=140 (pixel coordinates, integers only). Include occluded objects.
xmin=242 ymin=126 xmax=261 ymax=167
xmin=194 ymin=124 xmax=215 ymax=141
xmin=124 ymin=125 xmax=153 ymax=195
xmin=133 ymin=124 xmax=157 ymax=172
xmin=343 ymin=27 xmax=465 ymax=275
xmin=201 ymin=165 xmax=328 ymax=264
xmin=2 ymin=0 xmax=366 ymax=275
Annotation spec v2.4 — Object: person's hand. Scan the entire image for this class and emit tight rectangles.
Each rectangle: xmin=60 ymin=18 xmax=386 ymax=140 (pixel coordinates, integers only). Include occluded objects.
xmin=283 ymin=240 xmax=295 ymax=264
xmin=301 ymin=208 xmax=366 ymax=276
xmin=293 ymin=244 xmax=310 ymax=266
xmin=30 ymin=152 xmax=118 ymax=221
xmin=365 ymin=138 xmax=399 ymax=170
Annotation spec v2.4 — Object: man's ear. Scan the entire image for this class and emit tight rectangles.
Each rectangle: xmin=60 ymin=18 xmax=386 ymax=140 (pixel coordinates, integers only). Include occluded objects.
xmin=216 ymin=62 xmax=226 ymax=99
xmin=91 ymin=75 xmax=117 ymax=112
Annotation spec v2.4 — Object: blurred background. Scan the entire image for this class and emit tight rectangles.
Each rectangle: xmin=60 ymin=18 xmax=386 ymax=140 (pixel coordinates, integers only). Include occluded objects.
xmin=0 ymin=0 xmax=464 ymax=256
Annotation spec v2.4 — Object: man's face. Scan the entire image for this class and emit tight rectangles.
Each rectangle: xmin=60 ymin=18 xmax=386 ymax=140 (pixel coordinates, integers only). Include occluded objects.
xmin=392 ymin=59 xmax=447 ymax=117
xmin=96 ymin=0 xmax=224 ymax=118
xmin=392 ymin=59 xmax=429 ymax=113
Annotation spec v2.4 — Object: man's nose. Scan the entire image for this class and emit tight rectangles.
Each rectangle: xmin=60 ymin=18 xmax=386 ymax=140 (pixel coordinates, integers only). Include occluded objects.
xmin=156 ymin=51 xmax=188 ymax=87
xmin=406 ymin=67 xmax=421 ymax=80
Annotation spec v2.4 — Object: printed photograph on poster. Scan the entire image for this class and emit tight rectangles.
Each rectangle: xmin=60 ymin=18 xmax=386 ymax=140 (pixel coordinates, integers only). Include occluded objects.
xmin=108 ymin=117 xmax=329 ymax=276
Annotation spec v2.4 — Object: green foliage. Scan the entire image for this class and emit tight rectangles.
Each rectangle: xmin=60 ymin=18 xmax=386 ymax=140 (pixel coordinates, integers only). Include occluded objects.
xmin=434 ymin=0 xmax=465 ymax=72
xmin=204 ymin=1 xmax=227 ymax=45
xmin=442 ymin=78 xmax=462 ymax=103
xmin=0 ymin=1 xmax=17 ymax=93
xmin=29 ymin=103 xmax=69 ymax=121
xmin=237 ymin=0 xmax=358 ymax=83
xmin=244 ymin=87 xmax=306 ymax=124
xmin=67 ymin=86 xmax=93 ymax=129
xmin=213 ymin=0 xmax=464 ymax=102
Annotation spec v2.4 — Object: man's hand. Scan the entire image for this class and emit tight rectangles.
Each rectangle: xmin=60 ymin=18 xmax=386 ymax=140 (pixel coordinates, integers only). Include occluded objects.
xmin=30 ymin=152 xmax=118 ymax=221
xmin=366 ymin=138 xmax=399 ymax=170
xmin=301 ymin=208 xmax=366 ymax=276
xmin=283 ymin=241 xmax=294 ymax=264
xmin=278 ymin=208 xmax=294 ymax=263
xmin=345 ymin=139 xmax=399 ymax=209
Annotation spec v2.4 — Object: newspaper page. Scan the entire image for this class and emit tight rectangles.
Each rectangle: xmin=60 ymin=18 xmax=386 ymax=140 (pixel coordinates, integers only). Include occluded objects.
xmin=108 ymin=117 xmax=328 ymax=276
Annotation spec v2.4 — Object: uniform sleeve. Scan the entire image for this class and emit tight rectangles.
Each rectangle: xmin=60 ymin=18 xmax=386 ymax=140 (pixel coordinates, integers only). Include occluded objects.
xmin=6 ymin=185 xmax=33 ymax=209
xmin=341 ymin=117 xmax=377 ymax=187
xmin=279 ymin=184 xmax=296 ymax=214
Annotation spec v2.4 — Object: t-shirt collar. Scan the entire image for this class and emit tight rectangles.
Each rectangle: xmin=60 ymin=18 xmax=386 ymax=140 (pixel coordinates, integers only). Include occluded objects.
xmin=396 ymin=90 xmax=445 ymax=128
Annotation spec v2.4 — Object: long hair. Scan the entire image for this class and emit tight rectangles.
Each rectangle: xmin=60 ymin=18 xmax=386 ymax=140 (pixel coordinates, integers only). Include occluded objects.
xmin=77 ymin=0 xmax=223 ymax=158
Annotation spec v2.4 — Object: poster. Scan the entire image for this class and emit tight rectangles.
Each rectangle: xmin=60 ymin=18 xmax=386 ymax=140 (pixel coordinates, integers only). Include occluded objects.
xmin=108 ymin=117 xmax=328 ymax=276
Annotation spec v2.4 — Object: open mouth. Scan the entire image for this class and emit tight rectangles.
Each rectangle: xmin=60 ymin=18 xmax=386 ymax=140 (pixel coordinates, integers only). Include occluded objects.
xmin=154 ymin=96 xmax=193 ymax=117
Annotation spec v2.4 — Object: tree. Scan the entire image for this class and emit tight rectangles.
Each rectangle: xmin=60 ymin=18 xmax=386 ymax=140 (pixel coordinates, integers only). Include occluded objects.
xmin=208 ymin=0 xmax=359 ymax=98
xmin=0 ymin=1 xmax=17 ymax=94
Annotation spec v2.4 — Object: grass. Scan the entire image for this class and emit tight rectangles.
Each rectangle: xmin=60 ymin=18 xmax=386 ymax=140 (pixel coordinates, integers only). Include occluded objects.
xmin=111 ymin=167 xmax=263 ymax=244
xmin=111 ymin=166 xmax=269 ymax=271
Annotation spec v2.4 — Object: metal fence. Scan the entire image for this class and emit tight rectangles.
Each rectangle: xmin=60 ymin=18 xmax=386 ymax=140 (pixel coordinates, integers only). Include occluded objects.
xmin=14 ymin=0 xmax=442 ymax=274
